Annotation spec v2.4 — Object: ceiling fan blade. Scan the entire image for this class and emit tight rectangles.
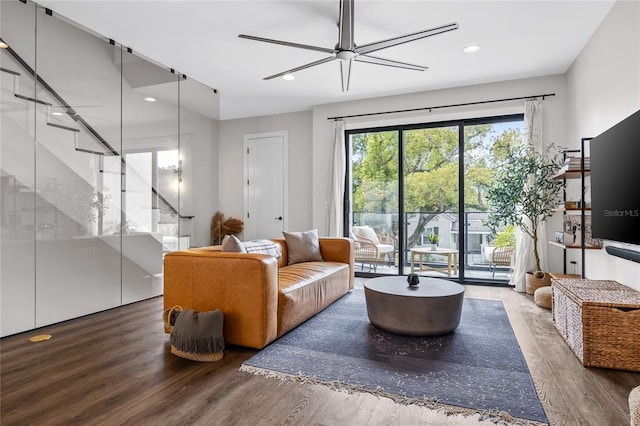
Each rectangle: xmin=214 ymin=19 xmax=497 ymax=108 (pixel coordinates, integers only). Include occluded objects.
xmin=340 ymin=59 xmax=352 ymax=92
xmin=355 ymin=22 xmax=459 ymax=56
xmin=238 ymin=34 xmax=335 ymax=54
xmin=264 ymin=56 xmax=337 ymax=80
xmin=356 ymin=55 xmax=428 ymax=71
xmin=338 ymin=0 xmax=355 ymax=50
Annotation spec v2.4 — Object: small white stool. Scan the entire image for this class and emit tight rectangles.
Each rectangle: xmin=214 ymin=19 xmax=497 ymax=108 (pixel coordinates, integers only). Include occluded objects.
xmin=630 ymin=385 xmax=640 ymax=426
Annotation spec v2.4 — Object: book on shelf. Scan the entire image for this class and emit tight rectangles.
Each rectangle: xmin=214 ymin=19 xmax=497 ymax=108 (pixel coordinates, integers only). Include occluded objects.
xmin=557 ymin=156 xmax=590 ymax=173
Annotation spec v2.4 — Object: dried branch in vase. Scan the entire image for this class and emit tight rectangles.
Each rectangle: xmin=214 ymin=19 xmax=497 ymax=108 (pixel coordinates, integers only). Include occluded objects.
xmin=211 ymin=211 xmax=244 ymax=245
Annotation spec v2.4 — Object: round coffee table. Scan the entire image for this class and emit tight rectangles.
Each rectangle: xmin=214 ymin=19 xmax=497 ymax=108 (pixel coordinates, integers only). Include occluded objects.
xmin=363 ymin=276 xmax=464 ymax=336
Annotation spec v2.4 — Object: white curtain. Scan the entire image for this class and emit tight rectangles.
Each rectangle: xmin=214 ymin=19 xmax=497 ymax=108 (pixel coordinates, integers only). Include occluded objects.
xmin=511 ymin=99 xmax=548 ymax=291
xmin=328 ymin=120 xmax=346 ymax=237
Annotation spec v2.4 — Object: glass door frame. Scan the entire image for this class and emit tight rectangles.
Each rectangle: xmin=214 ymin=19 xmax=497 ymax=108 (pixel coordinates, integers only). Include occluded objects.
xmin=344 ymin=113 xmax=524 ymax=286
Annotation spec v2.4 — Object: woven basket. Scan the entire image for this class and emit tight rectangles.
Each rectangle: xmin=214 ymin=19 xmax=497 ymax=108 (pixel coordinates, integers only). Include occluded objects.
xmin=169 ymin=308 xmax=225 ymax=362
xmin=163 ymin=305 xmax=183 ymax=333
xmin=552 ymin=278 xmax=640 ymax=372
xmin=170 ymin=345 xmax=224 ymax=362
xmin=526 ymin=271 xmax=551 ymax=295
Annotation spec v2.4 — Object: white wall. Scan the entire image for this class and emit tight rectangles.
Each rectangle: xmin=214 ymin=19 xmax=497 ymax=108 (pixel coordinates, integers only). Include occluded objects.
xmin=566 ymin=0 xmax=640 ymax=290
xmin=311 ymin=75 xmax=568 ymax=272
xmin=218 ymin=110 xmax=313 ymax=238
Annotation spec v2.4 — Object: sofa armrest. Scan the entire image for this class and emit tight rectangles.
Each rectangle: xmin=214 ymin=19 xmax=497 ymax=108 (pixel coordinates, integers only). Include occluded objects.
xmin=163 ymin=250 xmax=279 ymax=349
xmin=319 ymin=237 xmax=355 ymax=290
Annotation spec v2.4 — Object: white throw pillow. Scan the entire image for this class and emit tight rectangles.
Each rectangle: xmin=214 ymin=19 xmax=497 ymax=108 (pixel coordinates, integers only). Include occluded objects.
xmin=352 ymin=226 xmax=380 ymax=245
xmin=221 ymin=234 xmax=247 ymax=253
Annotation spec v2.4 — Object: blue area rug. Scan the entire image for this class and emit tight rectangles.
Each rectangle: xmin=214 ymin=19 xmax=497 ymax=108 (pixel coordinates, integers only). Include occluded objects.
xmin=241 ymin=289 xmax=548 ymax=425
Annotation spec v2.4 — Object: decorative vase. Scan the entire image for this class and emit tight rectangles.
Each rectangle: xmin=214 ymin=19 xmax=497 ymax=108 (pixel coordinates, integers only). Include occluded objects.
xmin=526 ymin=271 xmax=551 ymax=295
xmin=430 ymin=244 xmax=437 ymax=251
xmin=407 ymin=274 xmax=420 ymax=287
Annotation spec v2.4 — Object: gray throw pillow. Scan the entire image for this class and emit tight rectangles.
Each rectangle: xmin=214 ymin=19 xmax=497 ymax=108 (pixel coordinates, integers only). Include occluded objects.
xmin=221 ymin=234 xmax=247 ymax=253
xmin=282 ymin=229 xmax=323 ymax=265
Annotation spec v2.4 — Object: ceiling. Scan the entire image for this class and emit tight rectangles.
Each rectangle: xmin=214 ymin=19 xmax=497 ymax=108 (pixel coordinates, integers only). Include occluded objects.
xmin=35 ymin=0 xmax=615 ymax=120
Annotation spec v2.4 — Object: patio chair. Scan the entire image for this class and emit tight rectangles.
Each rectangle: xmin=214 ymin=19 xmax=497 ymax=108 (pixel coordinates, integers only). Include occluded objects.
xmin=489 ymin=246 xmax=514 ymax=278
xmin=351 ymin=226 xmax=395 ymax=267
xmin=353 ymin=239 xmax=380 ymax=272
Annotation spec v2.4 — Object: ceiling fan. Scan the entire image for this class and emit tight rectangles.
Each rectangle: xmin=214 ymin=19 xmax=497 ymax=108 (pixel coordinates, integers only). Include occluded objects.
xmin=238 ymin=0 xmax=458 ymax=92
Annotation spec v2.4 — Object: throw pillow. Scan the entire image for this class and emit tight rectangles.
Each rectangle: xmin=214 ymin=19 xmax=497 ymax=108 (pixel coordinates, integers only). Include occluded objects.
xmin=221 ymin=234 xmax=247 ymax=253
xmin=352 ymin=225 xmax=380 ymax=245
xmin=282 ymin=229 xmax=323 ymax=265
xmin=243 ymin=239 xmax=281 ymax=258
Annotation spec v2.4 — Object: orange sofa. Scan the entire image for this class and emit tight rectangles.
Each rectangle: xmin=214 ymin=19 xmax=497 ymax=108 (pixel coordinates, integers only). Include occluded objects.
xmin=163 ymin=237 xmax=354 ymax=349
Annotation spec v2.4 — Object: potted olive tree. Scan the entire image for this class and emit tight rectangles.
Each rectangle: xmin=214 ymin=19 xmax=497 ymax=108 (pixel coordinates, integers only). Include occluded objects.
xmin=484 ymin=142 xmax=564 ymax=293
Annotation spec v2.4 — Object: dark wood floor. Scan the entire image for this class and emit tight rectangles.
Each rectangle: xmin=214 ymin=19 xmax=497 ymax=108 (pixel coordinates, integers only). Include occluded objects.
xmin=1 ymin=282 xmax=638 ymax=425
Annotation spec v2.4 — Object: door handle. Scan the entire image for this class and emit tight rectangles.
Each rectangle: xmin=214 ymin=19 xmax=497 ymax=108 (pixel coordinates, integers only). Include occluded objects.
xmin=275 ymin=216 xmax=283 ymax=221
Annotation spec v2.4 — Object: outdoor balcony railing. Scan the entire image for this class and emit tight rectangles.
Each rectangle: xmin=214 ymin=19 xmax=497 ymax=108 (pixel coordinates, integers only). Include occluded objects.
xmin=351 ymin=210 xmax=513 ymax=280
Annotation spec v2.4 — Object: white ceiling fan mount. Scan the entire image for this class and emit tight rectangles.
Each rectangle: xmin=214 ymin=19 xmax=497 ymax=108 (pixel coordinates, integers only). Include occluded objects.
xmin=239 ymin=0 xmax=458 ymax=92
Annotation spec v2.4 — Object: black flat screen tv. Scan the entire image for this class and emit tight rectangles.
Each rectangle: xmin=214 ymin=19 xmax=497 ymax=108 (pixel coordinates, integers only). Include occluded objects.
xmin=590 ymin=109 xmax=640 ymax=246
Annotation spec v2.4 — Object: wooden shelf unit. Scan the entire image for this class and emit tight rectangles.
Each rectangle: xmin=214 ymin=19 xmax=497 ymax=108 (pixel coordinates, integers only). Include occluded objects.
xmin=552 ymin=169 xmax=591 ymax=180
xmin=549 ymin=140 xmax=602 ymax=277
xmin=548 ymin=241 xmax=603 ymax=250
xmin=552 ymin=207 xmax=592 ymax=212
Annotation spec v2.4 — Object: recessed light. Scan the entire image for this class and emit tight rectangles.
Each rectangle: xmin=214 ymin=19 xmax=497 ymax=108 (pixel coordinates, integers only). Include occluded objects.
xmin=143 ymin=97 xmax=157 ymax=102
xmin=463 ymin=45 xmax=481 ymax=53
xmin=282 ymin=74 xmax=295 ymax=81
xmin=0 ymin=41 xmax=8 ymax=49
xmin=51 ymin=111 xmax=64 ymax=116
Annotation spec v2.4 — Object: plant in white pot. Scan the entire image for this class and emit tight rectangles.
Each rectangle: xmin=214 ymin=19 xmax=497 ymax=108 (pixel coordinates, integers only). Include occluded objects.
xmin=484 ymin=142 xmax=564 ymax=293
xmin=426 ymin=233 xmax=439 ymax=250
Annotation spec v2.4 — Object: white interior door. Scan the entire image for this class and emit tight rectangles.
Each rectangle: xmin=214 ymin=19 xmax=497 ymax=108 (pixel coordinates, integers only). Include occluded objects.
xmin=244 ymin=131 xmax=288 ymax=240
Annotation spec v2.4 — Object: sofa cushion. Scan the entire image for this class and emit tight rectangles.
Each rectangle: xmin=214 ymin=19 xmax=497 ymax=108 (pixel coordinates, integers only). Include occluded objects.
xmin=222 ymin=235 xmax=247 ymax=253
xmin=352 ymin=225 xmax=380 ymax=244
xmin=283 ymin=229 xmax=323 ymax=265
xmin=277 ymin=261 xmax=350 ymax=337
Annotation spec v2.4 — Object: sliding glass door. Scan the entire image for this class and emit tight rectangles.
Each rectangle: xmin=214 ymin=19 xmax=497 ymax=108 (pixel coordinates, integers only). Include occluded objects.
xmin=347 ymin=116 xmax=523 ymax=284
xmin=350 ymin=131 xmax=399 ymax=273
xmin=462 ymin=121 xmax=521 ymax=281
xmin=403 ymin=125 xmax=460 ymax=279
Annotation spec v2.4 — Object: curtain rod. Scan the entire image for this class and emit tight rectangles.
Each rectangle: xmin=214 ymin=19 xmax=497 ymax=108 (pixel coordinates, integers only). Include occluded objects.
xmin=327 ymin=93 xmax=556 ymax=121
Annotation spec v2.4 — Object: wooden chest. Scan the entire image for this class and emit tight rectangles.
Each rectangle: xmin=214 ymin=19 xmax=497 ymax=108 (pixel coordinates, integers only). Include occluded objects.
xmin=551 ymin=278 xmax=640 ymax=372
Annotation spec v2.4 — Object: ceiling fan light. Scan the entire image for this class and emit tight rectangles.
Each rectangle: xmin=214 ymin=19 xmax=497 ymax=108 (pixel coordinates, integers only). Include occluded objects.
xmin=51 ymin=111 xmax=64 ymax=116
xmin=463 ymin=45 xmax=481 ymax=53
xmin=282 ymin=74 xmax=295 ymax=81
